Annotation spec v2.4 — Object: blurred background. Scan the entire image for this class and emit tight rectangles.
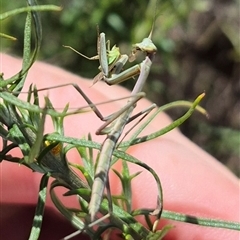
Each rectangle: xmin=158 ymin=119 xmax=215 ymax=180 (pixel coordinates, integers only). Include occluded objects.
xmin=1 ymin=0 xmax=239 ymax=176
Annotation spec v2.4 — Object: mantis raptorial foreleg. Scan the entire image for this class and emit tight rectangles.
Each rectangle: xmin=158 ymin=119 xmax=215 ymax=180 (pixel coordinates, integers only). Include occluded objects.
xmin=102 ymin=29 xmax=157 ymax=86
xmin=64 ymin=28 xmax=129 ymax=84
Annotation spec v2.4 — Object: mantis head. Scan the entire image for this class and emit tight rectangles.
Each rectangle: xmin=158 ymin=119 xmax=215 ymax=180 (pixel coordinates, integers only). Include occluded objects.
xmin=129 ymin=26 xmax=157 ymax=62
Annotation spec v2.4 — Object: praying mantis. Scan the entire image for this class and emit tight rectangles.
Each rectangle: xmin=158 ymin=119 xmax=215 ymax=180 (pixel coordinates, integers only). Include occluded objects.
xmin=65 ymin=18 xmax=158 ymax=221
xmin=63 ymin=28 xmax=129 ymax=85
xmin=87 ymin=33 xmax=158 ymax=221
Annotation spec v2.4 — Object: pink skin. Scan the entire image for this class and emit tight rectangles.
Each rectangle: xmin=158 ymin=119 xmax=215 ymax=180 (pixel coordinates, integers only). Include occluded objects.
xmin=0 ymin=53 xmax=239 ymax=239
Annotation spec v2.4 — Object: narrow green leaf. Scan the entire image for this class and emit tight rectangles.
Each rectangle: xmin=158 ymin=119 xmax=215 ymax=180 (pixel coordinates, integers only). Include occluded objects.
xmin=27 ymin=106 xmax=47 ymax=163
xmin=0 ymin=32 xmax=17 ymax=40
xmin=49 ymin=181 xmax=93 ymax=235
xmin=28 ymin=173 xmax=50 ymax=240
xmin=161 ymin=210 xmax=240 ymax=231
xmin=7 ymin=123 xmax=31 ymax=156
xmin=120 ymin=93 xmax=206 ymax=148
xmin=0 ymin=5 xmax=61 ymax=20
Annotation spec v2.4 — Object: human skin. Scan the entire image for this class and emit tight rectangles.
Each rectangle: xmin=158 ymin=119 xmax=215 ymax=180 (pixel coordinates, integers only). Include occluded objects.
xmin=0 ymin=53 xmax=239 ymax=239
